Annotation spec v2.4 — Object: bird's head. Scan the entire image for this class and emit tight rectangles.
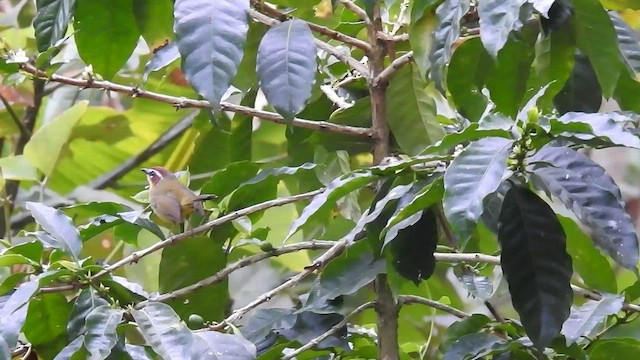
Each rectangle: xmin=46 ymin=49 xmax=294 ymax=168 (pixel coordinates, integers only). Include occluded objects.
xmin=141 ymin=166 xmax=175 ymax=187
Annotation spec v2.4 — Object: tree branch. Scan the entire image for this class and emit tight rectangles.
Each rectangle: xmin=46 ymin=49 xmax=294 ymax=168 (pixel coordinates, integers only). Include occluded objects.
xmin=18 ymin=63 xmax=373 ymax=138
xmin=209 ymin=238 xmax=349 ymax=330
xmin=0 ymin=93 xmax=30 ymax=138
xmin=248 ymin=9 xmax=369 ymax=75
xmin=283 ymin=301 xmax=376 ymax=359
xmin=249 ymin=0 xmax=371 ymax=52
xmin=339 ymin=0 xmax=371 ymax=24
xmin=136 ymin=240 xmax=335 ymax=308
xmin=398 ymin=295 xmax=469 ymax=318
xmin=373 ymin=51 xmax=414 ymax=87
xmin=377 ymin=32 xmax=409 ymax=43
xmin=39 ymin=189 xmax=324 ymax=293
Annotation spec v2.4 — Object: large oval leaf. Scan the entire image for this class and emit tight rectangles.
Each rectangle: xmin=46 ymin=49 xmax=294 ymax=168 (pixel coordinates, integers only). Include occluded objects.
xmin=67 ymin=288 xmax=109 ymax=339
xmin=531 ymin=145 xmax=639 ymax=271
xmin=34 ymin=0 xmax=76 ymax=52
xmin=84 ymin=305 xmax=124 ymax=360
xmin=551 ymin=112 xmax=640 ymax=148
xmin=26 ymin=202 xmax=82 ymax=260
xmin=498 ymin=185 xmax=573 ymax=349
xmin=561 ymin=293 xmax=624 ymax=345
xmin=443 ymin=137 xmax=514 ymax=244
xmin=174 ymin=0 xmax=249 ymax=109
xmin=0 ymin=281 xmax=39 ymax=348
xmin=554 ymin=53 xmax=602 ymax=114
xmin=257 ymin=19 xmax=317 ymax=121
xmin=478 ymin=0 xmax=530 ymax=57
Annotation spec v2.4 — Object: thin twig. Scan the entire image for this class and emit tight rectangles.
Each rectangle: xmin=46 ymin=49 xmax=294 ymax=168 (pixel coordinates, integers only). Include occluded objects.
xmin=19 ymin=63 xmax=373 ymax=138
xmin=398 ymin=295 xmax=469 ymax=318
xmin=210 ymin=238 xmax=349 ymax=330
xmin=137 ymin=240 xmax=335 ymax=308
xmin=0 ymin=93 xmax=30 ymax=138
xmin=283 ymin=301 xmax=376 ymax=359
xmin=373 ymin=51 xmax=414 ymax=87
xmin=377 ymin=32 xmax=409 ymax=43
xmin=484 ymin=300 xmax=505 ymax=323
xmin=39 ymin=189 xmax=324 ymax=293
xmin=571 ymin=285 xmax=640 ymax=312
xmin=339 ymin=0 xmax=371 ymax=24
xmin=249 ymin=0 xmax=371 ymax=52
xmin=248 ymin=9 xmax=369 ymax=75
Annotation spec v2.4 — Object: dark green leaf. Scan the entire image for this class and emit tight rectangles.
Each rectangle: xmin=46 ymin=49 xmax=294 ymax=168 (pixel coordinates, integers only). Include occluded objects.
xmin=26 ymin=201 xmax=82 ymax=260
xmin=0 ymin=281 xmax=38 ymax=348
xmin=386 ymin=64 xmax=445 ymax=155
xmin=67 ymin=288 xmax=110 ymax=339
xmin=196 ymin=331 xmax=257 ymax=360
xmin=53 ymin=336 xmax=86 ymax=360
xmin=74 ymin=0 xmax=140 ymax=79
xmin=241 ymin=308 xmax=296 ymax=345
xmin=233 ymin=23 xmax=267 ymax=91
xmin=589 ymin=338 xmax=640 ymax=359
xmin=23 ymin=292 xmax=71 ymax=357
xmin=447 ymin=37 xmax=493 ymax=121
xmin=531 ymin=146 xmax=639 ymax=271
xmin=441 ymin=314 xmax=492 ymax=351
xmin=201 ymin=161 xmax=261 ymax=199
xmin=240 ymin=163 xmax=316 ymax=188
xmin=421 ymin=123 xmax=513 ymax=156
xmin=174 ymin=0 xmax=249 ymax=109
xmin=498 ymin=185 xmax=573 ymax=349
xmin=257 ymin=20 xmax=317 ymax=121
xmin=287 ymin=171 xmax=379 ymax=239
xmin=279 ymin=311 xmax=348 ymax=350
xmin=551 ymin=112 xmax=640 ymax=148
xmin=0 ymin=273 xmax=30 ymax=296
xmin=131 ymin=302 xmax=199 ymax=360
xmin=561 ymin=293 xmax=624 ymax=345
xmin=573 ymin=0 xmax=623 ymax=96
xmin=133 ymin=0 xmax=174 ymax=46
xmin=159 ymin=236 xmax=229 ymax=326
xmin=230 ymin=89 xmax=257 ymax=162
xmin=142 ymin=42 xmax=180 ymax=83
xmin=84 ymin=305 xmax=124 ymax=360
xmin=611 ymin=11 xmax=640 ymax=74
xmin=478 ymin=0 xmax=530 ymax=57
xmin=443 ymin=137 xmax=514 ymax=243
xmin=554 ymin=53 xmax=602 ymax=114
xmin=410 ymin=8 xmax=438 ymax=76
xmin=100 ymin=277 xmax=148 ymax=306
xmin=429 ymin=0 xmax=470 ymax=90
xmin=443 ymin=333 xmax=507 ymax=360
xmin=34 ymin=0 xmax=76 ymax=52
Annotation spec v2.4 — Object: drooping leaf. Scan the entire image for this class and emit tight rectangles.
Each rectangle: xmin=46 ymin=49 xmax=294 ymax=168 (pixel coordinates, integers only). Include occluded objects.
xmin=196 ymin=331 xmax=257 ymax=360
xmin=443 ymin=333 xmax=508 ymax=360
xmin=33 ymin=0 xmax=76 ymax=52
xmin=498 ymin=185 xmax=573 ymax=349
xmin=554 ymin=53 xmax=602 ymax=114
xmin=74 ymin=0 xmax=140 ymax=79
xmin=589 ymin=338 xmax=640 ymax=359
xmin=23 ymin=101 xmax=88 ymax=177
xmin=287 ymin=171 xmax=379 ymax=239
xmin=530 ymin=145 xmax=639 ymax=271
xmin=131 ymin=302 xmax=199 ymax=360
xmin=67 ymin=288 xmax=110 ymax=339
xmin=478 ymin=0 xmax=530 ymax=57
xmin=84 ymin=305 xmax=124 ymax=360
xmin=573 ymin=0 xmax=623 ymax=97
xmin=550 ymin=112 xmax=640 ymax=148
xmin=429 ymin=0 xmax=470 ymax=90
xmin=26 ymin=202 xmax=82 ymax=260
xmin=561 ymin=293 xmax=624 ymax=345
xmin=257 ymin=19 xmax=317 ymax=121
xmin=610 ymin=12 xmax=640 ymax=75
xmin=443 ymin=137 xmax=514 ymax=244
xmin=386 ymin=65 xmax=446 ymax=155
xmin=410 ymin=9 xmax=438 ymax=76
xmin=142 ymin=42 xmax=180 ymax=83
xmin=0 ymin=281 xmax=39 ymax=348
xmin=174 ymin=0 xmax=249 ymax=109
xmin=447 ymin=37 xmax=493 ymax=121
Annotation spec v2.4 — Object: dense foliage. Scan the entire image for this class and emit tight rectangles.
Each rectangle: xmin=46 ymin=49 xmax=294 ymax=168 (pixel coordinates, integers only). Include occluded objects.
xmin=2 ymin=0 xmax=640 ymax=359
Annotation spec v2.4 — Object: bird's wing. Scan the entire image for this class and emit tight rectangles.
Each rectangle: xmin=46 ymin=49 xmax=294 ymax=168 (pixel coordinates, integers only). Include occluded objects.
xmin=151 ymin=195 xmax=183 ymax=224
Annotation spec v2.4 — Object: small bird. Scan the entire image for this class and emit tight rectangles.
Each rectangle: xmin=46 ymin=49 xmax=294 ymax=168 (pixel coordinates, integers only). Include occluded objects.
xmin=141 ymin=166 xmax=215 ymax=225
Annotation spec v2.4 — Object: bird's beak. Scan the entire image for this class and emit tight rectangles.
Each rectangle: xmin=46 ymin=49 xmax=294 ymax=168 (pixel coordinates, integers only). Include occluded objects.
xmin=141 ymin=168 xmax=151 ymax=175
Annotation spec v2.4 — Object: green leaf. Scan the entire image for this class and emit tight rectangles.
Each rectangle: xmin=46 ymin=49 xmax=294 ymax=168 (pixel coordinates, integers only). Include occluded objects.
xmin=233 ymin=23 xmax=267 ymax=91
xmin=23 ymin=292 xmax=72 ymax=358
xmin=74 ymin=0 xmax=140 ymax=79
xmin=456 ymin=269 xmax=493 ymax=301
xmin=23 ymin=101 xmax=88 ymax=177
xmin=447 ymin=37 xmax=492 ymax=121
xmin=386 ymin=64 xmax=446 ymax=155
xmin=0 ymin=254 xmax=33 ymax=267
xmin=589 ymin=338 xmax=640 ymax=359
xmin=429 ymin=0 xmax=470 ymax=90
xmin=131 ymin=302 xmax=199 ymax=360
xmin=4 ymin=241 xmax=43 ymax=263
xmin=573 ymin=0 xmax=623 ymax=97
xmin=0 ymin=273 xmax=30 ymax=296
xmin=531 ymin=146 xmax=639 ymax=271
xmin=67 ymin=288 xmax=110 ymax=339
xmin=101 ymin=276 xmax=148 ymax=305
xmin=159 ymin=236 xmax=229 ymax=326
xmin=561 ymin=293 xmax=624 ymax=345
xmin=26 ymin=202 xmax=82 ymax=260
xmin=201 ymin=161 xmax=261 ymax=199
xmin=196 ymin=331 xmax=257 ymax=360
xmin=441 ymin=314 xmax=492 ymax=351
xmin=409 ymin=9 xmax=438 ymax=76
xmin=611 ymin=12 xmax=640 ymax=74
xmin=53 ymin=336 xmax=86 ymax=360
xmin=230 ymin=89 xmax=257 ymax=162
xmin=34 ymin=0 xmax=76 ymax=52
xmin=279 ymin=311 xmax=348 ymax=350
xmin=240 ymin=308 xmax=296 ymax=345
xmin=478 ymin=0 xmax=530 ymax=57
xmin=240 ymin=163 xmax=317 ymax=188
xmin=443 ymin=137 xmax=514 ymax=243
xmin=174 ymin=0 xmax=249 ymax=109
xmin=498 ymin=185 xmax=573 ymax=349
xmin=0 ymin=281 xmax=39 ymax=348
xmin=554 ymin=53 xmax=602 ymax=114
xmin=142 ymin=42 xmax=180 ymax=83
xmin=550 ymin=112 xmax=640 ymax=148
xmin=443 ymin=333 xmax=507 ymax=360
xmin=84 ymin=305 xmax=124 ymax=360
xmin=286 ymin=171 xmax=379 ymax=239
xmin=421 ymin=123 xmax=513 ymax=156
xmin=560 ymin=216 xmax=617 ymax=293
xmin=133 ymin=0 xmax=174 ymax=46
xmin=257 ymin=20 xmax=317 ymax=121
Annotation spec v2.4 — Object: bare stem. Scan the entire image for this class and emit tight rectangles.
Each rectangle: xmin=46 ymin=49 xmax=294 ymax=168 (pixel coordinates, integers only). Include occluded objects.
xmin=398 ymin=295 xmax=469 ymax=318
xmin=339 ymin=0 xmax=371 ymax=24
xmin=0 ymin=93 xmax=30 ymax=138
xmin=373 ymin=51 xmax=414 ymax=87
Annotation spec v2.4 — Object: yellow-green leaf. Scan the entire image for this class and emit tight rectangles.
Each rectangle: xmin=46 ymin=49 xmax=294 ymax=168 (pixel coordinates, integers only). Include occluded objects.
xmin=0 ymin=155 xmax=39 ymax=181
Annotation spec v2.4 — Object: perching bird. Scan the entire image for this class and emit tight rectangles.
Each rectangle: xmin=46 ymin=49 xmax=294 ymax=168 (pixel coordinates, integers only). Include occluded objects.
xmin=141 ymin=166 xmax=215 ymax=225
